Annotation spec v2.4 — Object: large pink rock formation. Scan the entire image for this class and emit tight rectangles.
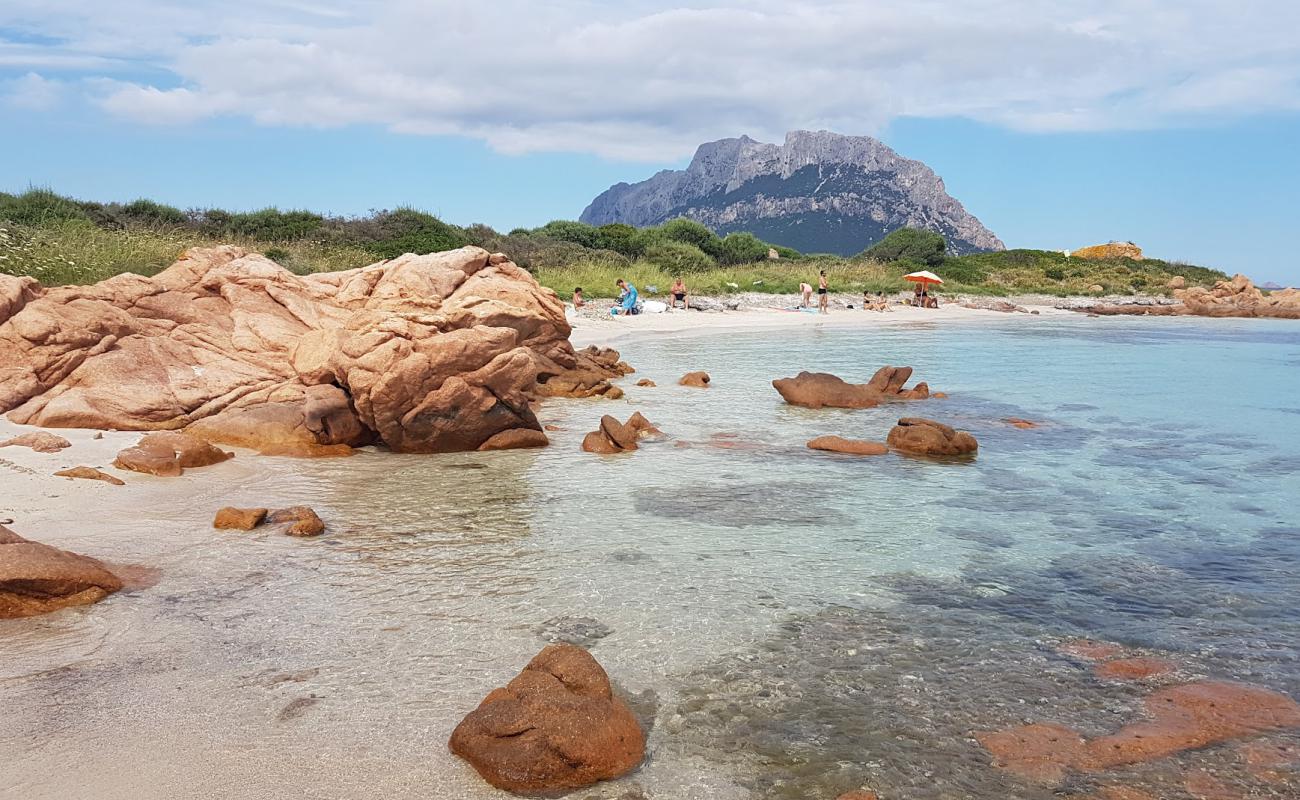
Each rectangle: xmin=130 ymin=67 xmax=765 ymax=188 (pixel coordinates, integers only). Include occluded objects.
xmin=1082 ymin=274 xmax=1300 ymax=319
xmin=0 ymin=246 xmax=611 ymax=454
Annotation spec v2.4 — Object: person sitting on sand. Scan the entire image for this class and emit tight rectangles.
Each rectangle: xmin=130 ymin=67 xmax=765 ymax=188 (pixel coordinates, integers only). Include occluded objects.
xmin=670 ymin=277 xmax=689 ymax=310
xmin=925 ymin=293 xmax=940 ymax=309
xmin=611 ymin=278 xmax=639 ymax=316
xmin=800 ymin=282 xmax=813 ymax=308
xmin=912 ymin=282 xmax=924 ymax=306
xmin=572 ymin=287 xmax=585 ymax=308
xmin=877 ymin=291 xmax=893 ymax=312
xmin=818 ymin=271 xmax=829 ymax=314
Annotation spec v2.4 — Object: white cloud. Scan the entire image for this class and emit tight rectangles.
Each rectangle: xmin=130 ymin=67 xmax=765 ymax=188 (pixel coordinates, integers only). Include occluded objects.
xmin=2 ymin=0 xmax=1298 ymax=159
xmin=2 ymin=72 xmax=65 ymax=110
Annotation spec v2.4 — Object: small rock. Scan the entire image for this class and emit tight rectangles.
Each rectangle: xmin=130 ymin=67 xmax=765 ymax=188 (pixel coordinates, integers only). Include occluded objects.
xmin=54 ymin=466 xmax=125 ymax=486
xmin=0 ymin=432 xmax=72 ymax=453
xmin=543 ymin=424 xmax=564 ymax=432
xmin=1004 ymin=417 xmax=1039 ymax=429
xmin=213 ymin=507 xmax=269 ymax=531
xmin=887 ymin=418 xmax=978 ymax=457
xmin=636 ymin=379 xmax=656 ymax=387
xmin=113 ymin=431 xmax=232 ymax=477
xmin=478 ymin=428 xmax=549 ymax=451
xmin=266 ymin=506 xmax=325 ymax=537
xmin=534 ymin=615 xmax=614 ymax=646
xmin=1094 ymin=658 xmax=1175 ymax=681
xmin=679 ymin=371 xmax=711 ymax=388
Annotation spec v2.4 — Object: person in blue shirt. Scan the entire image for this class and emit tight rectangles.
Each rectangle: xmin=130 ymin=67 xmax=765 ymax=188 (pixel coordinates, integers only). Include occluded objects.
xmin=611 ymin=278 xmax=638 ymax=316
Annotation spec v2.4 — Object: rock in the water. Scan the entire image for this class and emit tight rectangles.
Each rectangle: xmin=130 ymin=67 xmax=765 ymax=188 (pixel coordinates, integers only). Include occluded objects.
xmin=1094 ymin=658 xmax=1175 ymax=682
xmin=266 ymin=506 xmax=325 ymax=537
xmin=807 ymin=436 xmax=889 ymax=456
xmin=887 ymin=417 xmax=978 ymax=457
xmin=0 ymin=431 xmax=72 ymax=453
xmin=978 ymin=681 xmax=1300 ymax=783
xmin=836 ymin=792 xmax=880 ymax=800
xmin=113 ymin=431 xmax=233 ymax=477
xmin=448 ymin=644 xmax=645 ymax=794
xmin=534 ymin=615 xmax=614 ymax=646
xmin=582 ymin=412 xmax=661 ymax=454
xmin=0 ymin=245 xmax=604 ymax=453
xmin=0 ymin=524 xmax=124 ymax=618
xmin=213 ymin=507 xmax=269 ymax=531
xmin=478 ymin=428 xmax=550 ymax=451
xmin=636 ymin=379 xmax=656 ymax=387
xmin=774 ymin=366 xmax=931 ymax=410
xmin=54 ymin=466 xmax=125 ymax=486
xmin=679 ymin=371 xmax=711 ymax=388
xmin=535 ymin=345 xmax=634 ymax=400
xmin=1003 ymin=417 xmax=1038 ymax=429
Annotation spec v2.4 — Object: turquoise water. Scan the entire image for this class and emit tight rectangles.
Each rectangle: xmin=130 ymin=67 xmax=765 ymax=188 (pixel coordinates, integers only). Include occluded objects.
xmin=3 ymin=315 xmax=1299 ymax=799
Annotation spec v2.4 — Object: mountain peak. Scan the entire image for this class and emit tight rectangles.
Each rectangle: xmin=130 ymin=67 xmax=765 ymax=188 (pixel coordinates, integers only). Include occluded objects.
xmin=580 ymin=131 xmax=1002 ymax=255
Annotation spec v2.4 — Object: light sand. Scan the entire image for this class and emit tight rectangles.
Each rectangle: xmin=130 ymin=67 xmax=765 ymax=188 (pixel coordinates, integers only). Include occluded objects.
xmin=570 ymin=300 xmax=1072 ymax=348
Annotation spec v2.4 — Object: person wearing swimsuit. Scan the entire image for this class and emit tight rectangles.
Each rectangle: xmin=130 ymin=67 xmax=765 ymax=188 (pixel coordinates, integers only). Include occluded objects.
xmin=817 ymin=270 xmax=829 ymax=314
xmin=670 ymin=276 xmax=689 ymax=310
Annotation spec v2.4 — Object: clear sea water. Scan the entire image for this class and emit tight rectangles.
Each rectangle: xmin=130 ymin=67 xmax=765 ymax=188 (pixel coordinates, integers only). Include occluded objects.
xmin=3 ymin=315 xmax=1299 ymax=799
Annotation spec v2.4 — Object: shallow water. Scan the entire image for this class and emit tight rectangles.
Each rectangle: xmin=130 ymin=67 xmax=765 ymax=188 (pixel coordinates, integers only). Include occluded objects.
xmin=3 ymin=315 xmax=1300 ymax=799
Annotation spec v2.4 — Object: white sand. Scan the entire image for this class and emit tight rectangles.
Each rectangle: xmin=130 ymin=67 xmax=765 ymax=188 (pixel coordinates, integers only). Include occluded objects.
xmin=570 ymin=300 xmax=1072 ymax=348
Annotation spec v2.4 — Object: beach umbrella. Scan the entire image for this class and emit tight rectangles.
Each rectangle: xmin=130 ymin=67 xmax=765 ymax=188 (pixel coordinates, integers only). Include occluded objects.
xmin=903 ymin=270 xmax=945 ymax=285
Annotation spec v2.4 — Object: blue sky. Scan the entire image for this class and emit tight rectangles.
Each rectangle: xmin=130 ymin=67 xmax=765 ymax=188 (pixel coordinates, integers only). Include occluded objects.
xmin=2 ymin=2 xmax=1298 ymax=283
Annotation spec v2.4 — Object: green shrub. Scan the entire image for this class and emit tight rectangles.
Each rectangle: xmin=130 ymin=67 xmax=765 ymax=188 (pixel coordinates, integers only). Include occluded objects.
xmin=863 ymin=228 xmax=947 ymax=267
xmin=642 ymin=240 xmax=716 ymax=273
xmin=533 ymin=220 xmax=603 ymax=249
xmin=264 ymin=247 xmax=291 ymax=264
xmin=120 ymin=199 xmax=187 ymax=227
xmin=227 ymin=208 xmax=324 ymax=242
xmin=596 ymin=223 xmax=643 ymax=257
xmin=0 ymin=189 xmax=91 ymax=226
xmin=1045 ymin=266 xmax=1066 ymax=281
xmin=937 ymin=258 xmax=987 ymax=284
xmin=349 ymin=208 xmax=468 ymax=258
xmin=657 ymin=218 xmax=722 ymax=256
xmin=718 ymin=231 xmax=770 ymax=265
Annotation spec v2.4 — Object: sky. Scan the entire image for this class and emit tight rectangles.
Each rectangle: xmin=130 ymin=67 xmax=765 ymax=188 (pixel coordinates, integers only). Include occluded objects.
xmin=1 ymin=1 xmax=1298 ymax=283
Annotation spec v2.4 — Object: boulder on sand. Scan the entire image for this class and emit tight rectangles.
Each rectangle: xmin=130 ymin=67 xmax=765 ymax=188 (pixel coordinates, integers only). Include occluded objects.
xmin=807 ymin=436 xmax=889 ymax=456
xmin=54 ymin=466 xmax=125 ymax=486
xmin=773 ymin=366 xmax=931 ymax=410
xmin=0 ymin=431 xmax=72 ymax=453
xmin=113 ymin=431 xmax=233 ymax=477
xmin=887 ymin=417 xmax=978 ymax=457
xmin=449 ymin=643 xmax=645 ymax=794
xmin=1 ymin=246 xmax=627 ymax=454
xmin=0 ymin=524 xmax=124 ymax=618
xmin=679 ymin=371 xmax=711 ymax=388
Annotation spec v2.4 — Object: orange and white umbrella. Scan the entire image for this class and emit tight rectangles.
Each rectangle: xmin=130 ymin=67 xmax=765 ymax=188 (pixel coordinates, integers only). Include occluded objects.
xmin=904 ymin=270 xmax=944 ymax=285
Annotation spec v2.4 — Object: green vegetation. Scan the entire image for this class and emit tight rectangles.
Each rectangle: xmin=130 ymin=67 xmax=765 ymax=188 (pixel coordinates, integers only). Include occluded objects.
xmin=862 ymin=228 xmax=946 ymax=268
xmin=0 ymin=190 xmax=1227 ymax=298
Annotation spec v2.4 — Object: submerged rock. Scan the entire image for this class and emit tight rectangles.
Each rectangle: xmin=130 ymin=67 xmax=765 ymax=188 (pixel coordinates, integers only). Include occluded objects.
xmin=0 ymin=524 xmax=124 ymax=618
xmin=113 ymin=431 xmax=233 ymax=477
xmin=53 ymin=466 xmax=125 ymax=486
xmin=0 ymin=431 xmax=71 ymax=453
xmin=636 ymin=379 xmax=656 ymax=387
xmin=807 ymin=435 xmax=889 ymax=456
xmin=887 ymin=417 xmax=978 ymax=457
xmin=679 ymin=371 xmax=711 ymax=388
xmin=1094 ymin=657 xmax=1175 ymax=682
xmin=534 ymin=615 xmax=614 ymax=646
xmin=0 ymin=246 xmax=613 ymax=454
xmin=449 ymin=643 xmax=645 ymax=794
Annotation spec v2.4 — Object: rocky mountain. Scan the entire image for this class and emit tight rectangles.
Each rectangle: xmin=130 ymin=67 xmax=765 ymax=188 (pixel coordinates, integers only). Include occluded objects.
xmin=580 ymin=130 xmax=1004 ymax=256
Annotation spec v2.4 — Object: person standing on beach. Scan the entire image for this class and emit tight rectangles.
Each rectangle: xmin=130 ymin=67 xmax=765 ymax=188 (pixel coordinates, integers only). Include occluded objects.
xmin=572 ymin=287 xmax=585 ymax=308
xmin=799 ymin=282 xmax=813 ymax=308
xmin=818 ymin=270 xmax=829 ymax=314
